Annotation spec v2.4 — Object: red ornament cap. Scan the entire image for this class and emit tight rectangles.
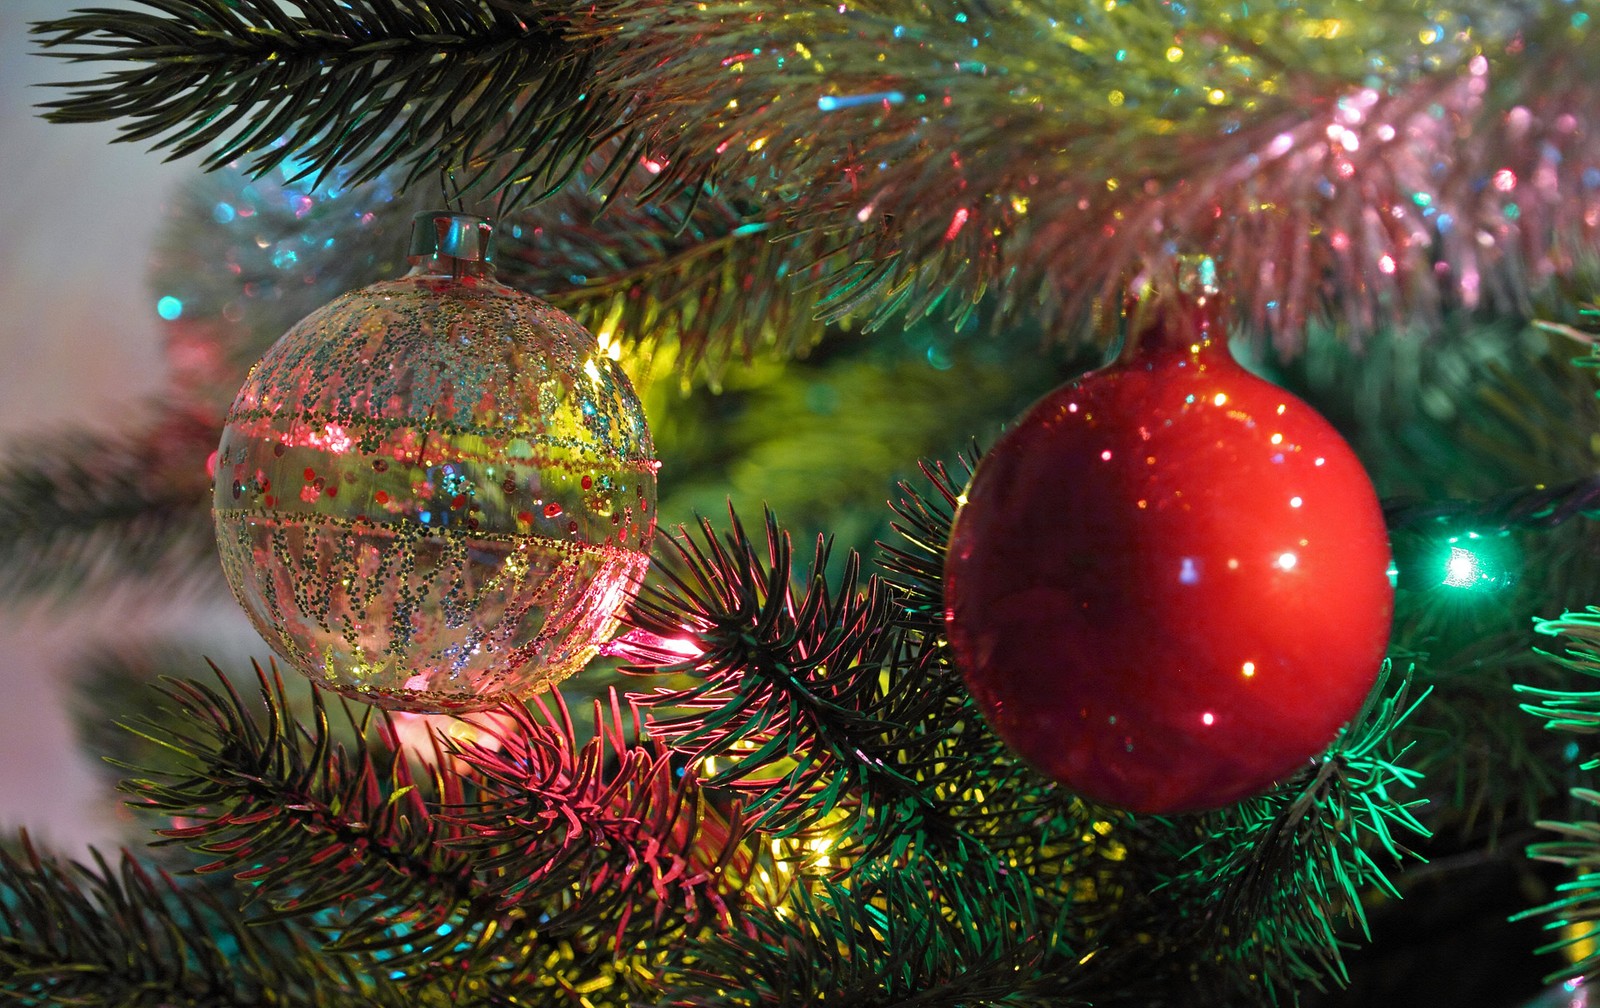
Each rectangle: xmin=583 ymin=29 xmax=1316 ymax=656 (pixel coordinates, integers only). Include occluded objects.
xmin=944 ymin=259 xmax=1394 ymax=814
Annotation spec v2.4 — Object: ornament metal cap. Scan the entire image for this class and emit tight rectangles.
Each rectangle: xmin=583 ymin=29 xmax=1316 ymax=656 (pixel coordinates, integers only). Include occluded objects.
xmin=1119 ymin=253 xmax=1224 ymax=361
xmin=408 ymin=211 xmax=494 ymax=277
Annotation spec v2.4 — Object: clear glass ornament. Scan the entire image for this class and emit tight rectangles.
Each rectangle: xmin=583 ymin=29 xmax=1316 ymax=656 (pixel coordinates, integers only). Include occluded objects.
xmin=213 ymin=212 xmax=656 ymax=712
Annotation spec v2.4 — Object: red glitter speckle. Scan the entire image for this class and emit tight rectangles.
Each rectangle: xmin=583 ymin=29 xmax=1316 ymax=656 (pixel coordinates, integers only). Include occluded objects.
xmin=581 ymin=475 xmax=593 ymax=489
xmin=375 ymin=490 xmax=389 ymax=504
xmin=304 ymin=468 xmax=316 ymax=481
xmin=544 ymin=502 xmax=563 ymax=518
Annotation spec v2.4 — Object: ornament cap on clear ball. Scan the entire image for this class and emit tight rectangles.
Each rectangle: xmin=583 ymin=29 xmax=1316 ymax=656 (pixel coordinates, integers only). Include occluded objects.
xmin=407 ymin=210 xmax=493 ymax=277
xmin=213 ymin=211 xmax=657 ymax=713
xmin=945 ymin=256 xmax=1393 ymax=814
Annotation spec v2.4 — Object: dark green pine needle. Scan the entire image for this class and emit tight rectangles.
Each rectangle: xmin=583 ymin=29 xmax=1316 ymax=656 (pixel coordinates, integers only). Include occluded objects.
xmin=1515 ymin=610 xmax=1600 ymax=984
xmin=0 ymin=400 xmax=219 ymax=603
xmin=621 ymin=506 xmax=922 ymax=839
xmin=0 ymin=831 xmax=409 ymax=1007
xmin=32 ymin=0 xmax=615 ymax=206
xmin=663 ymin=857 xmax=1071 ymax=1008
xmin=1176 ymin=666 xmax=1431 ymax=1001
xmin=118 ymin=664 xmax=500 ymax=967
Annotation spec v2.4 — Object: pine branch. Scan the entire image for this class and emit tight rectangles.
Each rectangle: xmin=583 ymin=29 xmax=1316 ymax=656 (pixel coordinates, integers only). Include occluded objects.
xmin=494 ymin=151 xmax=840 ymax=378
xmin=0 ymin=400 xmax=219 ymax=602
xmin=619 ymin=506 xmax=925 ymax=841
xmin=37 ymin=2 xmax=1600 ymax=340
xmin=617 ymin=481 xmax=1116 ymax=941
xmin=118 ymin=663 xmax=769 ymax=1001
xmin=0 ymin=832 xmax=405 ymax=1007
xmin=443 ymin=689 xmax=760 ymax=952
xmin=32 ymin=0 xmax=614 ymax=199
xmin=877 ymin=452 xmax=977 ymax=633
xmin=1516 ymin=784 xmax=1600 ymax=984
xmin=663 ymin=857 xmax=1069 ymax=1008
xmin=155 ymin=155 xmax=840 ymax=395
xmin=1514 ymin=610 xmax=1600 ymax=983
xmin=118 ymin=663 xmax=509 ymax=972
xmin=590 ymin=0 xmax=1600 ymax=339
xmin=872 ymin=452 xmax=1103 ymax=851
xmin=1176 ymin=666 xmax=1431 ymax=1001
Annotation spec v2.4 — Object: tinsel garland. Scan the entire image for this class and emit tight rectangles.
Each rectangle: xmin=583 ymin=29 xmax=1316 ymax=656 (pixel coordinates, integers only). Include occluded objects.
xmin=591 ymin=0 xmax=1600 ymax=344
xmin=37 ymin=1 xmax=1600 ymax=349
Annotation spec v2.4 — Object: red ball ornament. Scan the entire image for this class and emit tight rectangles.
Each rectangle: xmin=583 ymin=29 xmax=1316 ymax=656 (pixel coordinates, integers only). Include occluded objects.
xmin=944 ymin=263 xmax=1393 ymax=814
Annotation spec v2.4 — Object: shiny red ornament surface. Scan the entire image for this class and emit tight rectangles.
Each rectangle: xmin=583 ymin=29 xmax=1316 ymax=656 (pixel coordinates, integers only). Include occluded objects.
xmin=944 ymin=278 xmax=1393 ymax=814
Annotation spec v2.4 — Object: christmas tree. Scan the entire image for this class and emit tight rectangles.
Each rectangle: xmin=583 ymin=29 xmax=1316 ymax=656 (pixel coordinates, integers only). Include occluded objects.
xmin=6 ymin=1 xmax=1600 ymax=1004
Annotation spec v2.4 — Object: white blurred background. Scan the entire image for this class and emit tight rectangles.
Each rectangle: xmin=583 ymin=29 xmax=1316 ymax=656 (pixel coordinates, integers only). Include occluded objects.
xmin=0 ymin=1 xmax=210 ymax=851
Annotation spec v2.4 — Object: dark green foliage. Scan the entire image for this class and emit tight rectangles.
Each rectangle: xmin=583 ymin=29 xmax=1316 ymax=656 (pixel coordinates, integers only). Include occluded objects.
xmin=0 ymin=832 xmax=406 ymax=1007
xmin=1278 ymin=319 xmax=1600 ymax=837
xmin=446 ymin=691 xmax=757 ymax=943
xmin=662 ymin=859 xmax=1066 ymax=1008
xmin=122 ymin=666 xmax=492 ymax=963
xmin=877 ymin=452 xmax=974 ymax=629
xmin=110 ymin=663 xmax=759 ymax=1002
xmin=1181 ymin=668 xmax=1431 ymax=1000
xmin=493 ymin=157 xmax=840 ymax=381
xmin=621 ymin=507 xmax=948 ymax=846
xmin=33 ymin=0 xmax=612 ymax=204
xmin=0 ymin=399 xmax=219 ymax=602
xmin=1515 ymin=611 xmax=1600 ymax=983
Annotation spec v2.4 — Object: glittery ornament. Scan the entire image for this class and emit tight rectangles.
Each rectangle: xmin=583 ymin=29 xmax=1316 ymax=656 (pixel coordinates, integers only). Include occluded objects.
xmin=214 ymin=212 xmax=657 ymax=713
xmin=944 ymin=260 xmax=1393 ymax=814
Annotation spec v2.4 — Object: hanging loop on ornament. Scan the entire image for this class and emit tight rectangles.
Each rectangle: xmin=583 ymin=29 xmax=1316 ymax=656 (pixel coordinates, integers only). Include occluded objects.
xmin=408 ymin=210 xmax=494 ymax=280
xmin=1118 ymin=254 xmax=1226 ymax=363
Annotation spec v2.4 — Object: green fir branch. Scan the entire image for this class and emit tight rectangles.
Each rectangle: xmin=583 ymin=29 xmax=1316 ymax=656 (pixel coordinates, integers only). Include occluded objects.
xmin=1514 ymin=610 xmax=1600 ymax=983
xmin=117 ymin=663 xmax=508 ymax=972
xmin=1518 ymin=785 xmax=1600 ymax=983
xmin=494 ymin=151 xmax=841 ymax=379
xmin=1178 ymin=666 xmax=1431 ymax=1000
xmin=115 ymin=663 xmax=771 ymax=1002
xmin=869 ymin=452 xmax=1102 ymax=853
xmin=620 ymin=506 xmax=915 ymax=838
xmin=0 ymin=832 xmax=405 ymax=1007
xmin=0 ymin=401 xmax=219 ymax=602
xmin=876 ymin=452 xmax=977 ymax=632
xmin=443 ymin=689 xmax=759 ymax=953
xmin=621 ymin=503 xmax=1043 ymax=862
xmin=32 ymin=0 xmax=614 ymax=201
xmin=662 ymin=857 xmax=1069 ymax=1008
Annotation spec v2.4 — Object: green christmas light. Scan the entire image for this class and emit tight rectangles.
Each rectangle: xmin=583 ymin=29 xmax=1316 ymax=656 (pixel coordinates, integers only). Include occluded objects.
xmin=1391 ymin=528 xmax=1518 ymax=594
xmin=1433 ymin=532 xmax=1516 ymax=593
